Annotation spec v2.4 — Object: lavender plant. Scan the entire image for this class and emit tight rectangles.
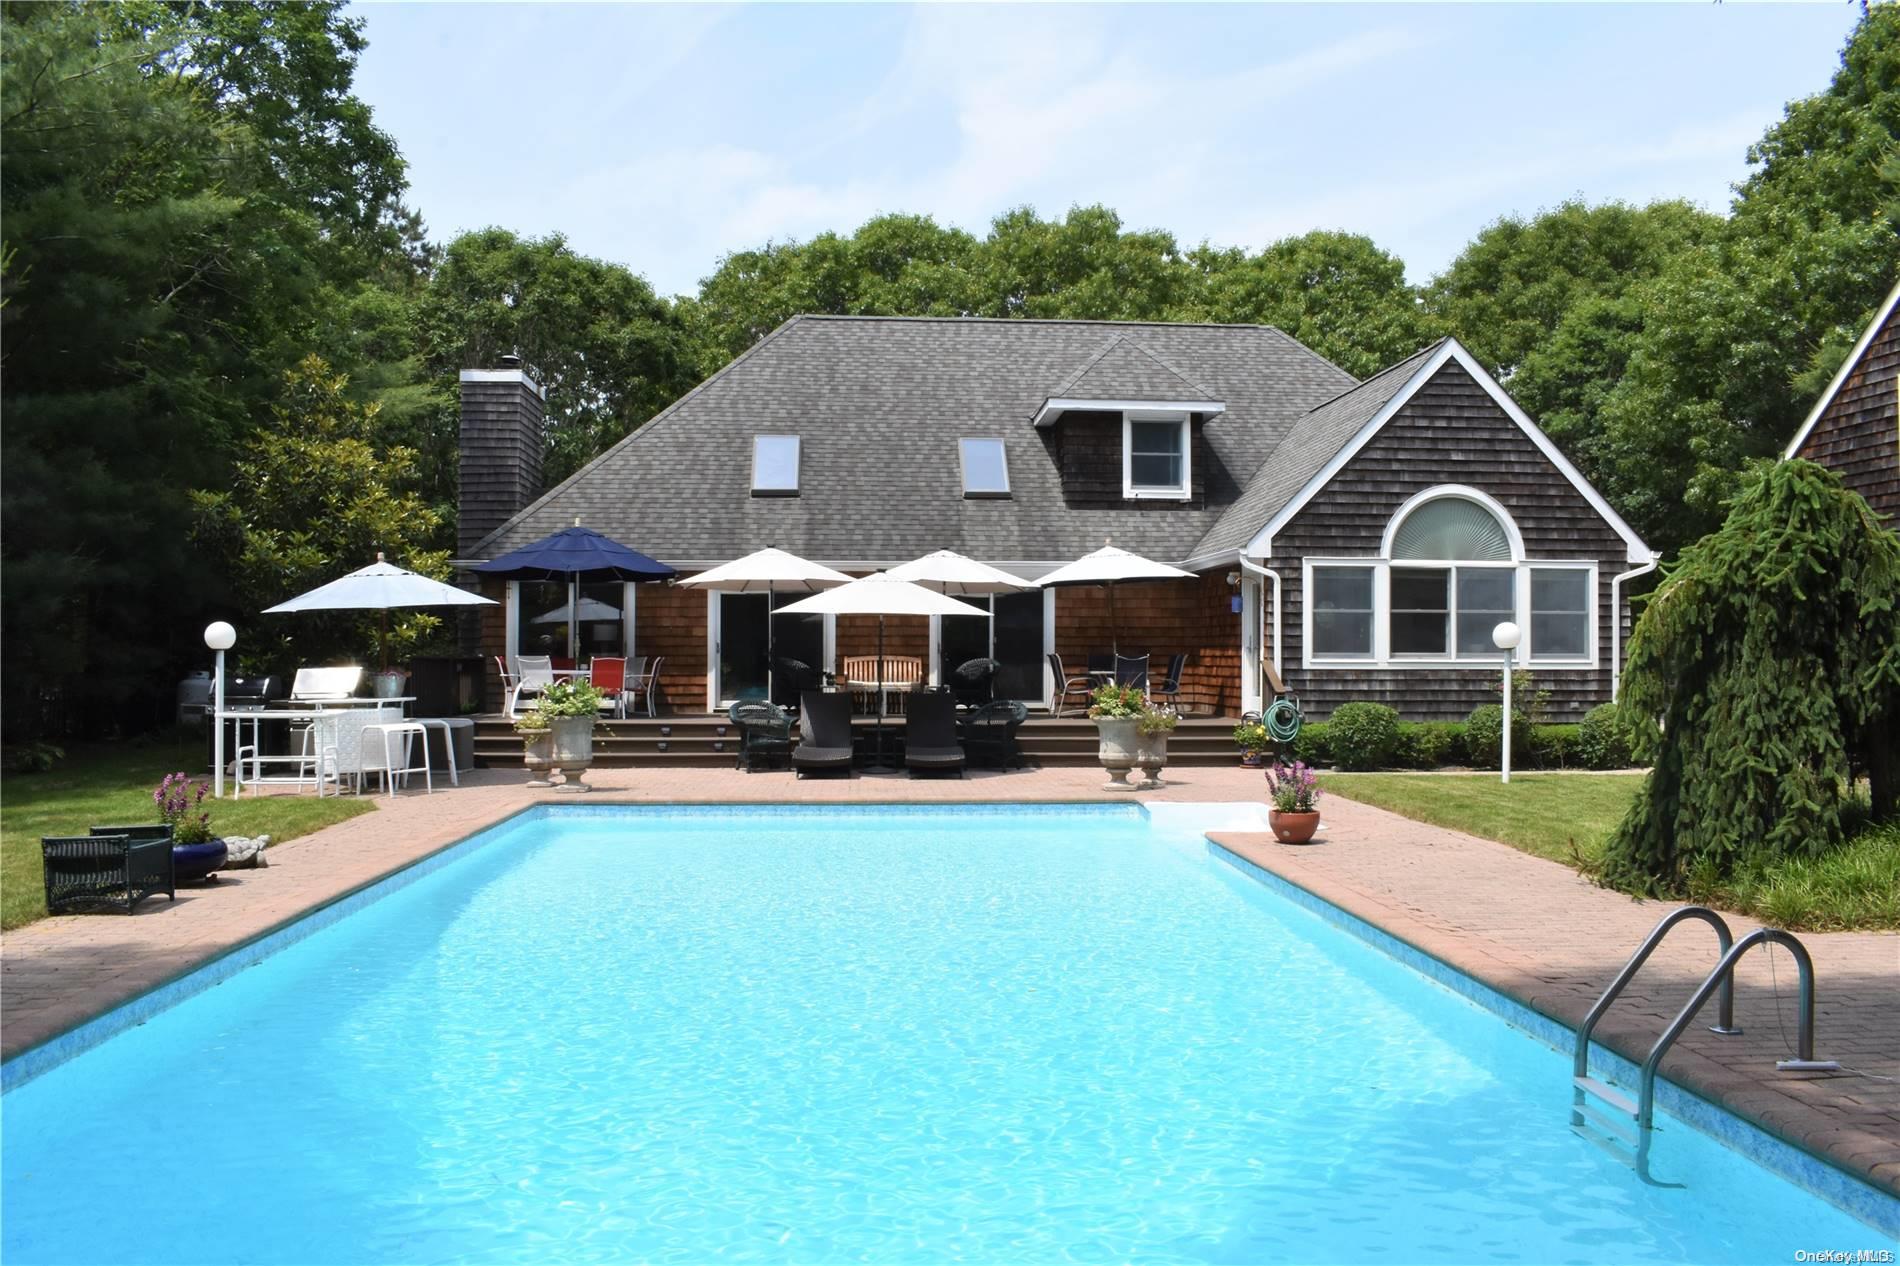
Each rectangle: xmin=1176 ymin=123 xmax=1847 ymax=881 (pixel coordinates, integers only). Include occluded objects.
xmin=1264 ymin=760 xmax=1322 ymax=814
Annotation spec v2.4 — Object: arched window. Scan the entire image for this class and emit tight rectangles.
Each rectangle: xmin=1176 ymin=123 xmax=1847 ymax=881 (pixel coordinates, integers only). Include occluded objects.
xmin=1390 ymin=497 xmax=1514 ymax=561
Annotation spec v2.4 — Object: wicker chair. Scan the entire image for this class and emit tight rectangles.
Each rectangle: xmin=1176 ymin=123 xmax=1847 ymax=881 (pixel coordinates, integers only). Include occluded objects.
xmin=961 ymin=699 xmax=1029 ymax=770
xmin=42 ymin=828 xmax=175 ymax=915
xmin=947 ymin=657 xmax=998 ymax=710
xmin=729 ymin=699 xmax=794 ymax=772
xmin=903 ymin=692 xmax=965 ymax=778
xmin=793 ymin=691 xmax=855 ymax=778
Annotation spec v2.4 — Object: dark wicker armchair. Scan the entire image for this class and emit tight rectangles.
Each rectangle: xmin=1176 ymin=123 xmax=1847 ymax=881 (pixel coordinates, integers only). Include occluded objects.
xmin=946 ymin=657 xmax=999 ymax=710
xmin=43 ymin=826 xmax=175 ymax=915
xmin=728 ymin=700 xmax=794 ymax=772
xmin=961 ymin=699 xmax=1029 ymax=770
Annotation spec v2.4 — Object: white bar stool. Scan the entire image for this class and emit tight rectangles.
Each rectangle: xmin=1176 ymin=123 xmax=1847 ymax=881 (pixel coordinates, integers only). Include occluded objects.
xmin=362 ymin=721 xmax=432 ymax=795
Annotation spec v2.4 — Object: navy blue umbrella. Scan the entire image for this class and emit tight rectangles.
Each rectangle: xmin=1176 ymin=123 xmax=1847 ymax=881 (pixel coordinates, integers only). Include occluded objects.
xmin=475 ymin=526 xmax=675 ymax=662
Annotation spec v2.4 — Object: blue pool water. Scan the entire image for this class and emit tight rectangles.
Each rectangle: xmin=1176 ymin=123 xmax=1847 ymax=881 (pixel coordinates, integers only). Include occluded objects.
xmin=1 ymin=805 xmax=1880 ymax=1264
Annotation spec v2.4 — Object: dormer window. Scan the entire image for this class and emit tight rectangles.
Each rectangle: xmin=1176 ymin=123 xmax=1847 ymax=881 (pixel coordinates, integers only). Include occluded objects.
xmin=958 ymin=438 xmax=1010 ymax=498
xmin=1123 ymin=412 xmax=1190 ymax=500
xmin=751 ymin=435 xmax=800 ymax=496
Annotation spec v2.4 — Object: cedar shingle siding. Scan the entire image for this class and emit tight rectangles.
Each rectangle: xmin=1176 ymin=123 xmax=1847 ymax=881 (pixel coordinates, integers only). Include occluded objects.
xmin=1268 ymin=360 xmax=1628 ymax=722
xmin=1792 ymin=302 xmax=1899 ymax=523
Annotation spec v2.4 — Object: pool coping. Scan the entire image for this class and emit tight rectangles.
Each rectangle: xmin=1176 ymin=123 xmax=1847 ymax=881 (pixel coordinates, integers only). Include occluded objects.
xmin=1206 ymin=833 xmax=1900 ymax=1237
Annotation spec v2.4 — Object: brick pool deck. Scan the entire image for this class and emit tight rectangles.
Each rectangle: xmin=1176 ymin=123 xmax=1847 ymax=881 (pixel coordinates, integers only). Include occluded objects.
xmin=3 ymin=765 xmax=1895 ymax=1208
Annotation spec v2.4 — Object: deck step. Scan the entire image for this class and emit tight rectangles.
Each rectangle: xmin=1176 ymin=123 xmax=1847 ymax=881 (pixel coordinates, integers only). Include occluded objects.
xmin=1572 ymin=1075 xmax=1638 ymax=1117
xmin=1571 ymin=1098 xmax=1639 ymax=1145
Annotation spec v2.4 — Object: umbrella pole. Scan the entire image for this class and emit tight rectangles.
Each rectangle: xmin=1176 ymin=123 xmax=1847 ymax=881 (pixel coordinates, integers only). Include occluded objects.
xmin=868 ymin=613 xmax=895 ymax=773
xmin=570 ymin=578 xmax=579 ymax=662
xmin=767 ymin=581 xmax=775 ymax=707
xmin=380 ymin=608 xmax=389 ymax=672
xmin=1108 ymin=582 xmax=1119 ymax=657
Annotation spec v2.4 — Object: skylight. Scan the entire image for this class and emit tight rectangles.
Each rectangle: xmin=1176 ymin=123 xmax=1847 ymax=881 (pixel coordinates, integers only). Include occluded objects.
xmin=751 ymin=435 xmax=800 ymax=496
xmin=958 ymin=438 xmax=1010 ymax=498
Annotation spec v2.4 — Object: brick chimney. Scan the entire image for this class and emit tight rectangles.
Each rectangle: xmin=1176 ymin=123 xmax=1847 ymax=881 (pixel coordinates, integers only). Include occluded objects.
xmin=457 ymin=357 xmax=545 ymax=559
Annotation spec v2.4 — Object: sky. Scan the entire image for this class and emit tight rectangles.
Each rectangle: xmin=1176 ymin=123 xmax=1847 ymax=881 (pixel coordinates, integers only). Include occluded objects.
xmin=350 ymin=2 xmax=1865 ymax=299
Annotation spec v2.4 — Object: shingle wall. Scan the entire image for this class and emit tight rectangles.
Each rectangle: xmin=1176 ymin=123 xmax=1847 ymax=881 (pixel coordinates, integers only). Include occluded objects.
xmin=1794 ymin=307 xmax=1899 ymax=523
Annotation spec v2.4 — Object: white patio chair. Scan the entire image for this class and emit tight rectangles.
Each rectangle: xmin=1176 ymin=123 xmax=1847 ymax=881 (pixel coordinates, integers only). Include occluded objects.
xmin=508 ymin=655 xmax=555 ymax=718
xmin=312 ymin=706 xmax=400 ymax=796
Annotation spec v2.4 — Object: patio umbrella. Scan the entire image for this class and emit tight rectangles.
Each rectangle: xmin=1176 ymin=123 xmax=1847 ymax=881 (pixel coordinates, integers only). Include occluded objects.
xmin=262 ymin=554 xmax=495 ymax=670
xmin=778 ymin=574 xmax=988 ymax=771
xmin=529 ymin=595 xmax=622 ymax=624
xmin=678 ymin=548 xmax=852 ymax=699
xmin=474 ymin=525 xmax=675 ymax=660
xmin=884 ymin=549 xmax=1038 ymax=596
xmin=1036 ymin=544 xmax=1195 ymax=655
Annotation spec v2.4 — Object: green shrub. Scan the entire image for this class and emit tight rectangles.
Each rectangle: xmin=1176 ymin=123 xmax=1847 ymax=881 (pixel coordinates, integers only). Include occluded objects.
xmin=1291 ymin=721 xmax=1331 ymax=765
xmin=1463 ymin=704 xmax=1530 ymax=770
xmin=1533 ymin=723 xmax=1581 ymax=769
xmin=1327 ymin=702 xmax=1401 ymax=770
xmin=1397 ymin=722 xmax=1464 ymax=769
xmin=1577 ymin=702 xmax=1633 ymax=770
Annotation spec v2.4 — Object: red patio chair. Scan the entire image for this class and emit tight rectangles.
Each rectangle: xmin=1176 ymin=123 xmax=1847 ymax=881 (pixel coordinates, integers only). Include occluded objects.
xmin=590 ymin=656 xmax=628 ymax=719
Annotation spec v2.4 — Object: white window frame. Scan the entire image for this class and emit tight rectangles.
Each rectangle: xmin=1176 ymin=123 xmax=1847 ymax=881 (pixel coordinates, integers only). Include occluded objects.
xmin=1121 ymin=411 xmax=1191 ymax=500
xmin=1527 ymin=564 xmax=1597 ymax=664
xmin=1307 ymin=564 xmax=1377 ymax=660
xmin=957 ymin=437 xmax=1011 ymax=499
xmin=750 ymin=434 xmax=801 ymax=497
xmin=1301 ymin=558 xmax=1599 ymax=669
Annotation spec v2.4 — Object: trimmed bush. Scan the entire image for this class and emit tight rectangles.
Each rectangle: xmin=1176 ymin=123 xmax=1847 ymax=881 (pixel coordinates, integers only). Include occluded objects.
xmin=1397 ymin=722 xmax=1465 ymax=769
xmin=1534 ymin=723 xmax=1580 ymax=769
xmin=1328 ymin=702 xmax=1401 ymax=770
xmin=1291 ymin=720 xmax=1331 ymax=766
xmin=1463 ymin=704 xmax=1525 ymax=770
xmin=1577 ymin=702 xmax=1633 ymax=770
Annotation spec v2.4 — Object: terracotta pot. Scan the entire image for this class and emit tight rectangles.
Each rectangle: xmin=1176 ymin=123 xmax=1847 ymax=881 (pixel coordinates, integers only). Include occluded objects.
xmin=1094 ymin=717 xmax=1140 ymax=791
xmin=548 ymin=715 xmax=596 ymax=793
xmin=1135 ymin=731 xmax=1169 ymax=789
xmin=521 ymin=730 xmax=555 ymax=788
xmin=1269 ymin=809 xmax=1320 ymax=845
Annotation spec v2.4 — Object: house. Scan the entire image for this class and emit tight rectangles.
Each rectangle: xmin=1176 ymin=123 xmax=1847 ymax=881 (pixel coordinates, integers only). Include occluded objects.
xmin=1784 ymin=277 xmax=1900 ymax=524
xmin=456 ymin=316 xmax=1656 ymax=722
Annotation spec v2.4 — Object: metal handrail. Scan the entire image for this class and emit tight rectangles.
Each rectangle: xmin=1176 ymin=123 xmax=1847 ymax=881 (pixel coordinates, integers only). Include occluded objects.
xmin=1573 ymin=906 xmax=1738 ymax=1089
xmin=1635 ymin=928 xmax=1837 ymax=1172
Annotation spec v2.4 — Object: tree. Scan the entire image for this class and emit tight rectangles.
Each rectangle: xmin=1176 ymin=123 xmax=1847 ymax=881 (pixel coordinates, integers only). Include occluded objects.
xmin=1602 ymin=461 xmax=1900 ymax=897
xmin=416 ymin=228 xmax=700 ymax=486
xmin=1190 ymin=230 xmax=1435 ymax=377
xmin=968 ymin=204 xmax=1194 ymax=320
xmin=190 ymin=357 xmax=448 ymax=673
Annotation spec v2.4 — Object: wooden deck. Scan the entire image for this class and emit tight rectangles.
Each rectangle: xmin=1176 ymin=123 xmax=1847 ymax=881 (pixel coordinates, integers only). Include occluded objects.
xmin=473 ymin=712 xmax=1246 ymax=768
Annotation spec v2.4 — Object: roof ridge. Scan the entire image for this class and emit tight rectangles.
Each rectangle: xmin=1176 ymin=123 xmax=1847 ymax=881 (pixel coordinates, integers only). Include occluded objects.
xmin=793 ymin=313 xmax=1292 ymax=333
xmin=1049 ymin=335 xmax=1128 ymax=397
xmin=1296 ymin=337 xmax=1447 ymax=417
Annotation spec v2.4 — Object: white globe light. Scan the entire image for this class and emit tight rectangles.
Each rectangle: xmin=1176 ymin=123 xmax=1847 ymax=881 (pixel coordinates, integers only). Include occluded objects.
xmin=204 ymin=621 xmax=237 ymax=651
xmin=1491 ymin=621 xmax=1522 ymax=651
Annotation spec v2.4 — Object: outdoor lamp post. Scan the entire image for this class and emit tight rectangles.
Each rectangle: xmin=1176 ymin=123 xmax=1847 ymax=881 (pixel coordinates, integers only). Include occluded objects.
xmin=205 ymin=621 xmax=236 ymax=798
xmin=1492 ymin=621 xmax=1521 ymax=785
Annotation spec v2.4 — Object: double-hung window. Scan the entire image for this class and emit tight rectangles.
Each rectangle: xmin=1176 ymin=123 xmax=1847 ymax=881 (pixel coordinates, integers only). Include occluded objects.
xmin=1530 ymin=568 xmax=1591 ymax=660
xmin=1310 ymin=566 xmax=1375 ymax=658
xmin=1123 ymin=413 xmax=1190 ymax=499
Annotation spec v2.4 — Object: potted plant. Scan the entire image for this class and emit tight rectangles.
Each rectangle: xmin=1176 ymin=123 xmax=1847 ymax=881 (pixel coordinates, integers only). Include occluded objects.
xmin=1232 ymin=719 xmax=1270 ymax=767
xmin=1087 ymin=683 xmax=1146 ymax=791
xmin=1264 ymin=759 xmax=1323 ymax=844
xmin=155 ymin=772 xmax=228 ymax=882
xmin=515 ymin=707 xmax=555 ymax=788
xmin=538 ymin=678 xmax=605 ymax=793
xmin=1135 ymin=703 xmax=1178 ymax=789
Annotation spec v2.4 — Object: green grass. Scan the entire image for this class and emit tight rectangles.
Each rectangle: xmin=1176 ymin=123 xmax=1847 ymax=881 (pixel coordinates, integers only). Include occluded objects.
xmin=2 ymin=741 xmax=373 ymax=930
xmin=1326 ymin=772 xmax=1899 ymax=931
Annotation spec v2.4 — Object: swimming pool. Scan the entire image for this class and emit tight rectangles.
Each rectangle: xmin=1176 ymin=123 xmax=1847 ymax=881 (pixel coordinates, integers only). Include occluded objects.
xmin=0 ymin=804 xmax=1884 ymax=1263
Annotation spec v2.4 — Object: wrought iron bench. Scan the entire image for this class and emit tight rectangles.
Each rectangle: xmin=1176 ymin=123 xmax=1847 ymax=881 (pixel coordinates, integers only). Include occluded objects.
xmin=42 ymin=828 xmax=175 ymax=915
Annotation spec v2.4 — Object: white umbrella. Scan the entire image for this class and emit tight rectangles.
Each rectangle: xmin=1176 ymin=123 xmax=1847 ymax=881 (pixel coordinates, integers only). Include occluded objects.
xmin=529 ymin=595 xmax=622 ymax=624
xmin=680 ymin=548 xmax=854 ymax=700
xmin=884 ymin=549 xmax=1038 ymax=596
xmin=1036 ymin=544 xmax=1195 ymax=655
xmin=263 ymin=554 xmax=495 ymax=670
xmin=778 ymin=574 xmax=989 ymax=770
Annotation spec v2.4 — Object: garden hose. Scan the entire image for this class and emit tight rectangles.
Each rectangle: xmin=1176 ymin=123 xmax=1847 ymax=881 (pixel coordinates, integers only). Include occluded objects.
xmin=1264 ymin=697 xmax=1304 ymax=744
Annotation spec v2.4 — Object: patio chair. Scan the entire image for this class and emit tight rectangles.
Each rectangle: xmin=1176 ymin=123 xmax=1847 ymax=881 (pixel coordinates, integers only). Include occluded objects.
xmin=1150 ymin=653 xmax=1188 ymax=707
xmin=628 ymin=655 xmax=664 ymax=717
xmin=42 ymin=830 xmax=175 ymax=915
xmin=729 ymin=700 xmax=794 ymax=772
xmin=961 ymin=699 xmax=1028 ymax=770
xmin=947 ymin=657 xmax=998 ymax=710
xmin=508 ymin=655 xmax=555 ymax=718
xmin=493 ymin=655 xmax=518 ymax=711
xmin=903 ymin=691 xmax=965 ymax=778
xmin=590 ymin=656 xmax=629 ymax=719
xmin=1048 ymin=653 xmax=1093 ymax=717
xmin=792 ymin=690 xmax=855 ymax=778
xmin=1114 ymin=653 xmax=1150 ymax=690
xmin=773 ymin=657 xmax=822 ymax=709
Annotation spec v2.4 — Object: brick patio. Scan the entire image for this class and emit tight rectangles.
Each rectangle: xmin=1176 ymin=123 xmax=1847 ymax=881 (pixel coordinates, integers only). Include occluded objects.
xmin=2 ymin=764 xmax=1894 ymax=1208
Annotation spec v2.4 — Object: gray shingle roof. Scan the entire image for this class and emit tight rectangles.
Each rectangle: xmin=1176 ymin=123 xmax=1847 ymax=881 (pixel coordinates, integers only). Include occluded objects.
xmin=1191 ymin=339 xmax=1448 ymax=558
xmin=1046 ymin=336 xmax=1218 ymax=407
xmin=473 ymin=316 xmax=1359 ymax=568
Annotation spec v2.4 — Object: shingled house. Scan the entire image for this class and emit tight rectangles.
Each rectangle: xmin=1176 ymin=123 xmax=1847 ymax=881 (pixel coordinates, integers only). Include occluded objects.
xmin=1785 ymin=278 xmax=1900 ymax=525
xmin=458 ymin=317 xmax=1657 ymax=722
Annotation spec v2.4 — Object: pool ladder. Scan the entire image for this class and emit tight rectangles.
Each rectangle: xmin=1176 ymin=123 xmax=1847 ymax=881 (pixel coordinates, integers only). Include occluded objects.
xmin=1569 ymin=906 xmax=1838 ymax=1182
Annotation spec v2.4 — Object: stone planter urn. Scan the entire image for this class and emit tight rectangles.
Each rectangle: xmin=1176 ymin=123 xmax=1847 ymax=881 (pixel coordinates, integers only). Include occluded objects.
xmin=547 ymin=715 xmax=596 ymax=793
xmin=521 ymin=729 xmax=555 ymax=788
xmin=1095 ymin=717 xmax=1141 ymax=791
xmin=1269 ymin=809 xmax=1321 ymax=845
xmin=1135 ymin=731 xmax=1169 ymax=789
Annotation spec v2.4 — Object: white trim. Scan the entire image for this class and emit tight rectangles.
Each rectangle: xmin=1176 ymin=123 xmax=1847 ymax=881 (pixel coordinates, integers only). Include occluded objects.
xmin=1785 ymin=277 xmax=1900 ymax=459
xmin=504 ymin=581 xmax=520 ymax=671
xmin=1042 ymin=587 xmax=1057 ymax=707
xmin=1034 ymin=397 xmax=1225 ymax=427
xmin=1300 ymin=557 xmax=1600 ymax=670
xmin=1246 ymin=339 xmax=1655 ymax=565
xmin=704 ymin=590 xmax=720 ymax=713
xmin=458 ymin=367 xmax=544 ymax=399
xmin=1239 ymin=574 xmax=1263 ymax=715
xmin=1610 ymin=558 xmax=1658 ymax=701
xmin=956 ymin=437 xmax=1011 ymax=498
xmin=1122 ymin=411 xmax=1193 ymax=501
xmin=624 ymin=581 xmax=637 ymax=658
xmin=1379 ymin=485 xmax=1526 ymax=562
xmin=927 ymin=614 xmax=942 ymax=687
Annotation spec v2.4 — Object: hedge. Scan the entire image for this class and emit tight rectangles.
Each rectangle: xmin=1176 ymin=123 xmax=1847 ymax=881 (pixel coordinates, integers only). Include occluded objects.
xmin=1263 ymin=712 xmax=1598 ymax=771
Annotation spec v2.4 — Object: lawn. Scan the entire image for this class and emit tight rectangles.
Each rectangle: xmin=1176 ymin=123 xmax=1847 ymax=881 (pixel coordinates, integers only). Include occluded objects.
xmin=1326 ymin=772 xmax=1899 ymax=932
xmin=2 ymin=741 xmax=373 ymax=930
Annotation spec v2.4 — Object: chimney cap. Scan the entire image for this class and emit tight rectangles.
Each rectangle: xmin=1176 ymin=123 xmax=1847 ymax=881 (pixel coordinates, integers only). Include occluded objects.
xmin=499 ymin=352 xmax=522 ymax=369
